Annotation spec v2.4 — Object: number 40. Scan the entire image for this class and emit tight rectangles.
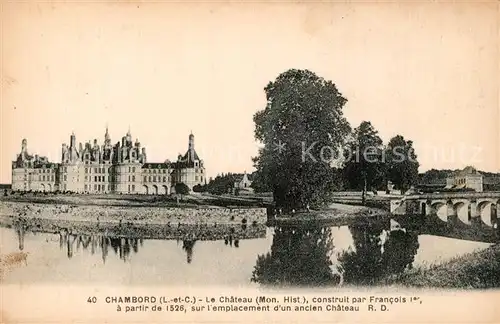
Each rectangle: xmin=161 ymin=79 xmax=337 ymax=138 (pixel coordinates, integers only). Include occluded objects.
xmin=87 ymin=297 xmax=97 ymax=303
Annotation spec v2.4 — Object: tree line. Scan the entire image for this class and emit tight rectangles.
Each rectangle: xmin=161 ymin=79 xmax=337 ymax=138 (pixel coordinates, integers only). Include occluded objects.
xmin=250 ymin=69 xmax=420 ymax=210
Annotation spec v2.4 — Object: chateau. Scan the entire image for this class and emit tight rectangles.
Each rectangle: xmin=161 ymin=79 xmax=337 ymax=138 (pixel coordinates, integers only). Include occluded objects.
xmin=11 ymin=128 xmax=205 ymax=194
xmin=445 ymin=166 xmax=484 ymax=192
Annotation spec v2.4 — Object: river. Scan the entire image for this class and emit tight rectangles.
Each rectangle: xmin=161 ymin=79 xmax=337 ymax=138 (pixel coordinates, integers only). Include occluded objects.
xmin=0 ymin=218 xmax=492 ymax=287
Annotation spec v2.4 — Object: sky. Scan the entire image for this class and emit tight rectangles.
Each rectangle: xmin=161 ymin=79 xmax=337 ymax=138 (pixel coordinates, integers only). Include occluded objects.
xmin=1 ymin=1 xmax=499 ymax=183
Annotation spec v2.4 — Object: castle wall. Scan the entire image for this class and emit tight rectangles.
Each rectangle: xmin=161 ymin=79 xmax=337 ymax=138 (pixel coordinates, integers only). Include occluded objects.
xmin=466 ymin=175 xmax=483 ymax=192
xmin=11 ymin=131 xmax=206 ymax=195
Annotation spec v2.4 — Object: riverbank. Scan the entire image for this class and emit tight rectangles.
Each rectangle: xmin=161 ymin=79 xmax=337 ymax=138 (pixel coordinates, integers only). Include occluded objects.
xmin=0 ymin=192 xmax=268 ymax=208
xmin=270 ymin=203 xmax=389 ymax=227
xmin=382 ymin=243 xmax=500 ymax=289
xmin=0 ymin=199 xmax=268 ymax=240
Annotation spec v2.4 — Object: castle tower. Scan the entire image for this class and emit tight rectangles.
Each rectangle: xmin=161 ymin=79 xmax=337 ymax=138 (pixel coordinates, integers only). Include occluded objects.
xmin=188 ymin=132 xmax=196 ymax=162
xmin=21 ymin=139 xmax=27 ymax=154
xmin=104 ymin=126 xmax=111 ymax=146
xmin=70 ymin=132 xmax=76 ymax=148
xmin=126 ymin=127 xmax=132 ymax=143
xmin=189 ymin=132 xmax=194 ymax=151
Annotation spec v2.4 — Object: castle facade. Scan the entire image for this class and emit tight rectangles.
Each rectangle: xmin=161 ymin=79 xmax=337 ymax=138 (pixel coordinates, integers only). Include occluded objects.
xmin=11 ymin=128 xmax=205 ymax=194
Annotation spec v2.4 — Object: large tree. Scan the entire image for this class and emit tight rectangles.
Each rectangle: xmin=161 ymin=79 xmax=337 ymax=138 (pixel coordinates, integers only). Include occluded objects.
xmin=249 ymin=167 xmax=272 ymax=193
xmin=343 ymin=121 xmax=385 ymax=204
xmin=253 ymin=69 xmax=351 ymax=211
xmin=174 ymin=182 xmax=190 ymax=201
xmin=385 ymin=135 xmax=419 ymax=194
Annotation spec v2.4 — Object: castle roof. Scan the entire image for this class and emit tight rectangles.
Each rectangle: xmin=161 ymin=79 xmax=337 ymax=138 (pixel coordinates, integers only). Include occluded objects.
xmin=181 ymin=149 xmax=200 ymax=163
xmin=33 ymin=162 xmax=57 ymax=168
xmin=142 ymin=162 xmax=171 ymax=169
xmin=451 ymin=166 xmax=483 ymax=177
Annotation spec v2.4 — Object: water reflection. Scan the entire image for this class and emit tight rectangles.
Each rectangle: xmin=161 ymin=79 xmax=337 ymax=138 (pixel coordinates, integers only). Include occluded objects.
xmin=182 ymin=240 xmax=196 ymax=264
xmin=58 ymin=231 xmax=144 ymax=262
xmin=338 ymin=222 xmax=386 ymax=285
xmin=338 ymin=224 xmax=419 ymax=285
xmin=3 ymin=218 xmax=491 ymax=286
xmin=12 ymin=223 xmax=243 ymax=265
xmin=251 ymin=226 xmax=340 ymax=286
xmin=252 ymin=222 xmax=420 ymax=287
xmin=16 ymin=226 xmax=25 ymax=251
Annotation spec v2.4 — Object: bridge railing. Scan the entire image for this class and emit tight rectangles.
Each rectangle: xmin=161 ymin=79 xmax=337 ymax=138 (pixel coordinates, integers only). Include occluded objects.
xmin=401 ymin=192 xmax=500 ymax=200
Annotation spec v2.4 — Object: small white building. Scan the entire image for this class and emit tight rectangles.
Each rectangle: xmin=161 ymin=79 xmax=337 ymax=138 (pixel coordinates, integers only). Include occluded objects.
xmin=445 ymin=166 xmax=484 ymax=192
xmin=234 ymin=171 xmax=253 ymax=190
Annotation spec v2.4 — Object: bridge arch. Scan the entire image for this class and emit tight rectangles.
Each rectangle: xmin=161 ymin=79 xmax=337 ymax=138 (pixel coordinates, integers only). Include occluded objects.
xmin=420 ymin=202 xmax=426 ymax=216
xmin=477 ymin=200 xmax=497 ymax=227
xmin=152 ymin=185 xmax=159 ymax=195
xmin=453 ymin=201 xmax=469 ymax=224
xmin=431 ymin=201 xmax=448 ymax=222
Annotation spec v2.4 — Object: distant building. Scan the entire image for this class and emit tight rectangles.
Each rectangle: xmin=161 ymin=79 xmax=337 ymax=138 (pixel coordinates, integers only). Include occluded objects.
xmin=233 ymin=171 xmax=253 ymax=190
xmin=445 ymin=166 xmax=483 ymax=192
xmin=11 ymin=129 xmax=205 ymax=194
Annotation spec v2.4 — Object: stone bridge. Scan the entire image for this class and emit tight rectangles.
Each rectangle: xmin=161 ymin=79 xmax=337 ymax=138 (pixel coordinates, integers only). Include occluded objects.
xmin=390 ymin=192 xmax=500 ymax=227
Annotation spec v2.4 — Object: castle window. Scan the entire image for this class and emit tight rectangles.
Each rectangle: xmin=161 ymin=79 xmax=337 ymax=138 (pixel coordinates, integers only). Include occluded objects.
xmin=132 ymin=185 xmax=135 ymax=192
xmin=107 ymin=185 xmax=110 ymax=191
xmin=132 ymin=176 xmax=135 ymax=182
xmin=132 ymin=167 xmax=135 ymax=172
xmin=201 ymin=176 xmax=203 ymax=182
xmin=128 ymin=175 xmax=130 ymax=182
xmin=94 ymin=168 xmax=98 ymax=173
xmin=94 ymin=184 xmax=97 ymax=190
xmin=64 ymin=175 xmax=67 ymax=181
xmin=148 ymin=176 xmax=152 ymax=182
xmin=128 ymin=167 xmax=131 ymax=173
xmin=51 ymin=176 xmax=54 ymax=181
xmin=163 ymin=176 xmax=166 ymax=182
xmin=144 ymin=176 xmax=147 ymax=182
xmin=128 ymin=185 xmax=131 ymax=193
xmin=153 ymin=176 xmax=156 ymax=182
xmin=94 ymin=176 xmax=97 ymax=182
xmin=85 ymin=168 xmax=88 ymax=174
xmin=85 ymin=176 xmax=88 ymax=181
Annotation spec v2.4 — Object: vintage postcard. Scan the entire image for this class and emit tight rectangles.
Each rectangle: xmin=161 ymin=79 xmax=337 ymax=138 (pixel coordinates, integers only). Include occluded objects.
xmin=1 ymin=1 xmax=499 ymax=323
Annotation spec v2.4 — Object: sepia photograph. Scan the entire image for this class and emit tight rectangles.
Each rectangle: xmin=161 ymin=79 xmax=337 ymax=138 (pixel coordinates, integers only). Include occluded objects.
xmin=1 ymin=1 xmax=499 ymax=323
